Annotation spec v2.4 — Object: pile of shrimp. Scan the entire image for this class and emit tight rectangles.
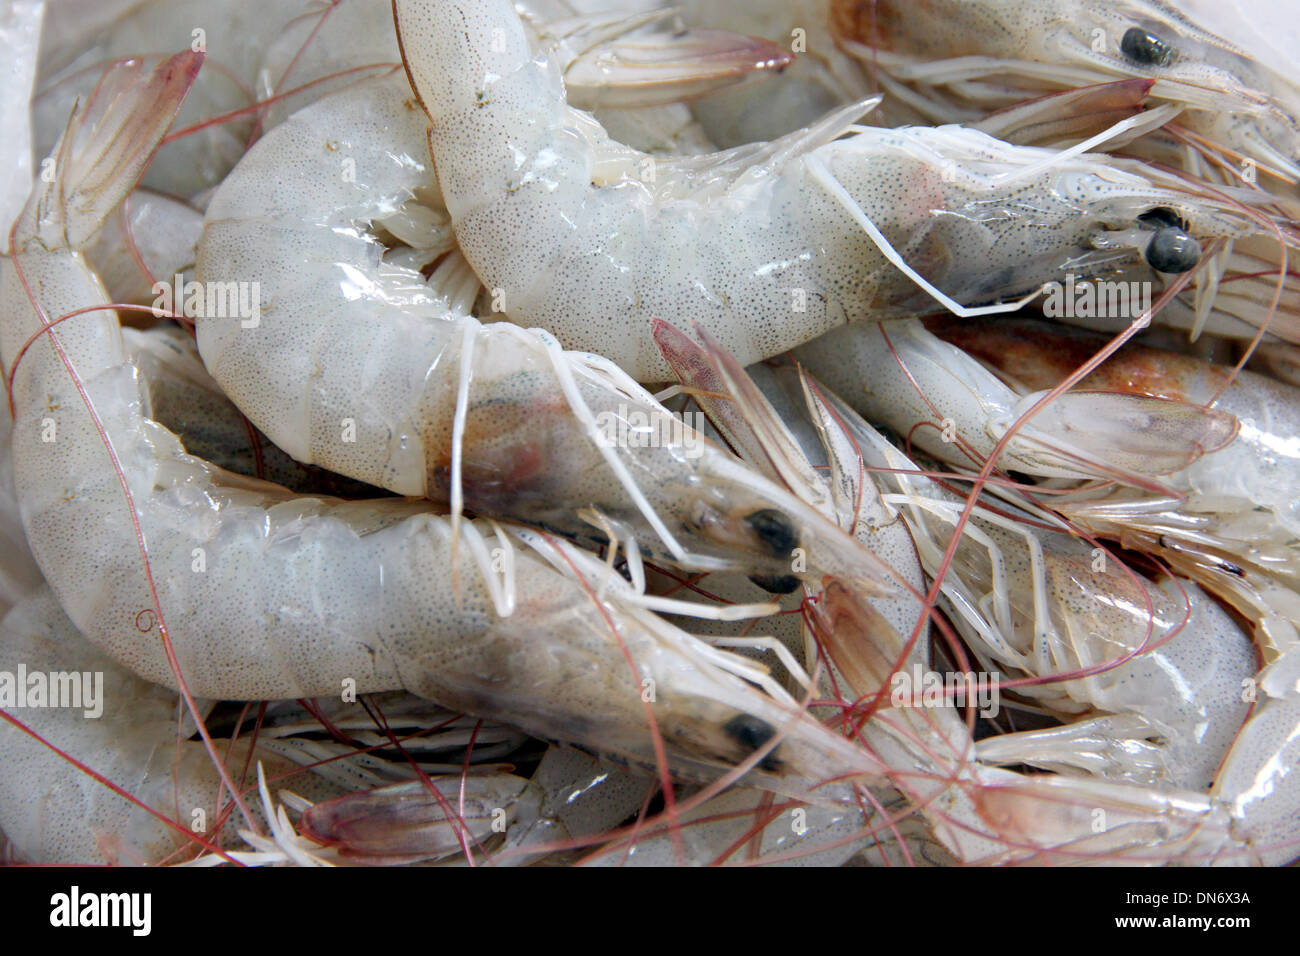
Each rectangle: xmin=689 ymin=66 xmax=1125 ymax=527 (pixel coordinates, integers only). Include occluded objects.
xmin=1 ymin=0 xmax=1298 ymax=866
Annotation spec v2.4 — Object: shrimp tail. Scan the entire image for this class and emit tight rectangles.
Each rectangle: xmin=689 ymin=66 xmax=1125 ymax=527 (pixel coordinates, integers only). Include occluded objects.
xmin=23 ymin=51 xmax=203 ymax=252
xmin=652 ymin=318 xmax=823 ymax=502
xmin=653 ymin=318 xmax=901 ymax=598
xmin=556 ymin=10 xmax=794 ymax=111
xmin=1003 ymin=388 xmax=1241 ymax=483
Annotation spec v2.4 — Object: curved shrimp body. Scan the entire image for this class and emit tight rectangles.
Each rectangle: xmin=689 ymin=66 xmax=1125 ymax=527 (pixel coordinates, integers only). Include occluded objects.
xmin=831 ymin=0 xmax=1300 ymax=183
xmin=655 ymin=330 xmax=1250 ymax=859
xmin=124 ymin=324 xmax=379 ymax=498
xmin=1 ymin=55 xmax=902 ymax=804
xmin=783 ymin=380 xmax=1299 ymax=862
xmin=393 ymin=0 xmax=1249 ymax=383
xmin=197 ymin=74 xmax=887 ymax=589
xmin=0 ymin=406 xmax=347 ymax=866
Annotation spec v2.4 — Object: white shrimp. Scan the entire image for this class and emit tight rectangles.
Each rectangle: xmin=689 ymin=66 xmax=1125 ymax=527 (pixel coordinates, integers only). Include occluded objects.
xmin=0 ymin=322 xmax=557 ymax=867
xmin=392 ymin=0 xmax=1257 ymax=382
xmin=821 ymin=0 xmax=1300 ymax=188
xmin=33 ymin=0 xmax=778 ymax=201
xmin=791 ymin=327 xmax=1260 ymax=785
xmin=255 ymin=0 xmax=786 ymax=150
xmin=663 ymin=324 xmax=1300 ymax=862
xmin=2 ymin=55 xmax=901 ymax=805
xmin=196 ymin=72 xmax=891 ymax=592
xmin=0 ymin=401 xmax=369 ymax=866
xmin=773 ymin=362 xmax=1299 ymax=862
xmin=793 ymin=317 xmax=1240 ymax=490
xmin=911 ymin=314 xmax=1300 ymax=656
xmin=681 ymin=0 xmax=1300 ymax=348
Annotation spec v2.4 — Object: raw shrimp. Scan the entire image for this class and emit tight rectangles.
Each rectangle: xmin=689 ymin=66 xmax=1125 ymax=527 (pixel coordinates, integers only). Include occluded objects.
xmin=794 ymin=324 xmax=1258 ymax=785
xmin=33 ymin=0 xmax=314 ymax=197
xmin=923 ymin=314 xmax=1300 ymax=655
xmin=0 ymin=402 xmax=357 ymax=866
xmin=682 ymin=0 xmax=1300 ymax=347
xmin=719 ymin=349 xmax=1296 ymax=862
xmin=393 ymin=0 xmax=1254 ymax=383
xmin=2 ymin=55 xmax=895 ymax=803
xmin=793 ymin=317 xmax=1240 ymax=489
xmin=256 ymin=0 xmax=789 ymax=138
xmin=650 ymin=326 xmax=1190 ymax=860
xmin=196 ymin=73 xmax=889 ymax=591
xmin=829 ymin=0 xmax=1300 ymax=187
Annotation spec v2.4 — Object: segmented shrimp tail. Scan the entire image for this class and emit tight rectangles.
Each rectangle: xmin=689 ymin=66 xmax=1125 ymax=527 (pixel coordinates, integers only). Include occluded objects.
xmin=19 ymin=50 xmax=204 ymax=253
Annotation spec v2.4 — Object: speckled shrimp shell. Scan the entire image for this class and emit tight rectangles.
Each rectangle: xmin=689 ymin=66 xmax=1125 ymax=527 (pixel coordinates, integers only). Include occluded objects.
xmin=2 ymin=55 xmax=911 ymax=813
xmin=393 ymin=0 xmax=1252 ymax=383
xmin=196 ymin=72 xmax=895 ymax=593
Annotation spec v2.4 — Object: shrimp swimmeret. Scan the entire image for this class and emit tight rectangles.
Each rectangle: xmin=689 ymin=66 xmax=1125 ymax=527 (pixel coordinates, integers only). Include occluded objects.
xmin=196 ymin=72 xmax=891 ymax=593
xmin=392 ymin=0 xmax=1258 ymax=383
xmin=0 ymin=53 xmax=914 ymax=812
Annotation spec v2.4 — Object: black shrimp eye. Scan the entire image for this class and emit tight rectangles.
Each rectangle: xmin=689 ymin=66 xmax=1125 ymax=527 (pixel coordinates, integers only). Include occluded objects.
xmin=744 ymin=508 xmax=798 ymax=559
xmin=748 ymin=573 xmax=802 ymax=595
xmin=1121 ymin=27 xmax=1175 ymax=67
xmin=1146 ymin=227 xmax=1202 ymax=273
xmin=723 ymin=714 xmax=782 ymax=771
xmin=1138 ymin=206 xmax=1186 ymax=230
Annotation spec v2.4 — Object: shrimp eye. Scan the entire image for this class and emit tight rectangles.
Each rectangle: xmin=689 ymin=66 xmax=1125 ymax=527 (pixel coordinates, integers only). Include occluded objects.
xmin=744 ymin=508 xmax=798 ymax=558
xmin=1121 ymin=27 xmax=1175 ymax=67
xmin=723 ymin=714 xmax=782 ymax=770
xmin=1138 ymin=206 xmax=1187 ymax=230
xmin=1145 ymin=227 xmax=1201 ymax=273
xmin=748 ymin=573 xmax=802 ymax=594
